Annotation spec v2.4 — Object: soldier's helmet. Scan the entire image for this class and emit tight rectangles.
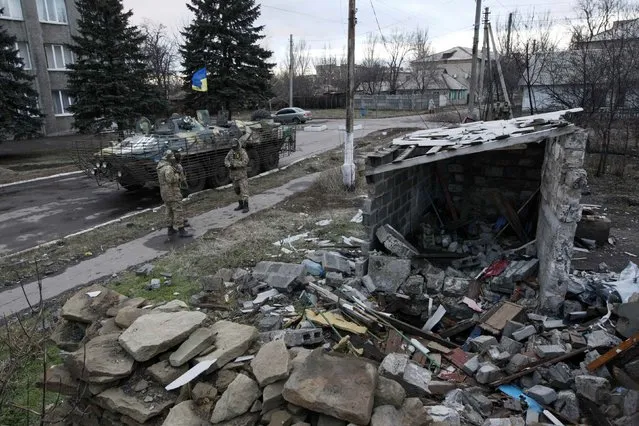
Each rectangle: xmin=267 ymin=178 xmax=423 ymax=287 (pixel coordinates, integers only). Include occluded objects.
xmin=231 ymin=138 xmax=240 ymax=148
xmin=163 ymin=150 xmax=175 ymax=161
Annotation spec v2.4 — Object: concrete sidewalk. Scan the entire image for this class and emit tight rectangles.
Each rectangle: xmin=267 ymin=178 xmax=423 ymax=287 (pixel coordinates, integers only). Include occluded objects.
xmin=0 ymin=173 xmax=319 ymax=317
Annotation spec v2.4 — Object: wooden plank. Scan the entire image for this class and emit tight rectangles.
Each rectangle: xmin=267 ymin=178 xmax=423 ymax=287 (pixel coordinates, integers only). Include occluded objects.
xmin=367 ymin=125 xmax=577 ymax=176
xmin=392 ymin=145 xmax=417 ymax=163
xmin=382 ymin=315 xmax=459 ymax=349
xmin=493 ymin=192 xmax=528 ymax=243
xmin=426 ymin=146 xmax=442 ymax=155
xmin=305 ymin=309 xmax=367 ymax=335
xmin=435 ymin=162 xmax=459 ymax=221
xmin=479 ymin=301 xmax=524 ymax=335
xmin=586 ymin=331 xmax=639 ymax=371
xmin=439 ymin=319 xmax=478 ymax=338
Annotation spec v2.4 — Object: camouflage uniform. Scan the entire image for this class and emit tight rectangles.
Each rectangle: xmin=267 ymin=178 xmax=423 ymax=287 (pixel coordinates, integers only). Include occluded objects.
xmin=157 ymin=151 xmax=191 ymax=237
xmin=224 ymin=139 xmax=250 ymax=212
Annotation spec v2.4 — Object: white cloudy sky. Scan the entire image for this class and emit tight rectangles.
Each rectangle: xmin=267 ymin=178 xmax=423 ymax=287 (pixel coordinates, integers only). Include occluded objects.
xmin=122 ymin=0 xmax=579 ymax=70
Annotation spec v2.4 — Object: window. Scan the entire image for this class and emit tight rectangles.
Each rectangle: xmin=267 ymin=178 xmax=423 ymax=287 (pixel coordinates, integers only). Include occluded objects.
xmin=52 ymin=90 xmax=73 ymax=115
xmin=36 ymin=0 xmax=67 ymax=23
xmin=0 ymin=0 xmax=23 ymax=20
xmin=45 ymin=44 xmax=73 ymax=70
xmin=15 ymin=42 xmax=31 ymax=69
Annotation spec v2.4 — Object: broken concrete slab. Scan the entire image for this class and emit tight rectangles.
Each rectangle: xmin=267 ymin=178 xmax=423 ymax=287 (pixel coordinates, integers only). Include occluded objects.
xmin=63 ymin=333 xmax=135 ymax=384
xmin=425 ymin=269 xmax=445 ymax=293
xmin=376 ymin=224 xmax=420 ymax=258
xmin=61 ymin=285 xmax=124 ymax=324
xmin=442 ymin=277 xmax=471 ymax=297
xmin=195 ymin=321 xmax=258 ymax=372
xmin=251 ymin=340 xmax=290 ymax=387
xmin=554 ymin=390 xmax=580 ymax=423
xmin=370 ymin=405 xmax=401 ymax=426
xmin=147 ymin=360 xmax=188 ymax=386
xmin=586 ymin=329 xmax=623 ymax=349
xmin=402 ymin=362 xmax=433 ymax=396
xmin=322 ymin=252 xmax=352 ymax=275
xmin=398 ymin=398 xmax=429 ymax=426
xmin=114 ymin=306 xmax=148 ymax=329
xmin=260 ymin=328 xmax=323 ymax=348
xmin=374 ymin=376 xmax=406 ymax=408
xmin=161 ymin=400 xmax=209 ymax=426
xmin=575 ymin=375 xmax=611 ymax=403
xmin=153 ymin=299 xmax=190 ymax=313
xmin=534 ymin=344 xmax=566 ymax=359
xmin=505 ymin=354 xmax=536 ymax=375
xmin=378 ymin=353 xmax=409 ymax=381
xmin=170 ymin=327 xmax=216 ymax=367
xmin=499 ymin=336 xmax=523 ymax=355
xmin=262 ymin=380 xmax=286 ymax=414
xmin=616 ymin=302 xmax=639 ymax=338
xmin=475 ymin=363 xmax=503 ymax=384
xmin=502 ymin=320 xmax=525 ymax=339
xmin=526 ymin=385 xmax=558 ymax=404
xmin=95 ymin=387 xmax=175 ymax=424
xmin=210 ymin=373 xmax=261 ymax=423
xmin=545 ymin=362 xmax=574 ymax=389
xmin=253 ymin=261 xmax=305 ymax=292
xmin=426 ymin=405 xmax=461 ymax=426
xmin=192 ymin=382 xmax=217 ymax=403
xmin=470 ymin=335 xmax=498 ymax=352
xmin=401 ymin=275 xmax=425 ymax=296
xmin=511 ymin=325 xmax=536 ymax=341
xmin=367 ymin=255 xmax=411 ymax=293
xmin=463 ymin=355 xmax=480 ymax=375
xmin=50 ymin=319 xmax=87 ymax=352
xmin=118 ymin=311 xmax=207 ymax=362
xmin=282 ymin=349 xmax=377 ymax=425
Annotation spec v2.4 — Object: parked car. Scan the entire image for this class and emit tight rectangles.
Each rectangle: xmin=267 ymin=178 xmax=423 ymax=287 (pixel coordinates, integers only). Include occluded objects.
xmin=272 ymin=107 xmax=312 ymax=124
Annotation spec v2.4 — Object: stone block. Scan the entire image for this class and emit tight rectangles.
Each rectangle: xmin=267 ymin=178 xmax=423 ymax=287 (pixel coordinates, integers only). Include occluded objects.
xmin=370 ymin=405 xmax=401 ymax=426
xmin=376 ymin=224 xmax=420 ymax=259
xmin=61 ymin=285 xmax=124 ymax=324
xmin=526 ymin=385 xmax=558 ymax=404
xmin=262 ymin=381 xmax=286 ymax=413
xmin=367 ymin=255 xmax=411 ymax=293
xmin=401 ymin=275 xmax=425 ymax=296
xmin=325 ymin=272 xmax=345 ymax=288
xmin=95 ymin=387 xmax=174 ymax=424
xmin=63 ymin=333 xmax=135 ymax=384
xmin=545 ymin=362 xmax=574 ymax=389
xmin=50 ymin=319 xmax=87 ymax=352
xmin=251 ymin=340 xmax=290 ymax=387
xmin=499 ymin=336 xmax=523 ymax=355
xmin=575 ymin=375 xmax=611 ymax=403
xmin=147 ymin=360 xmax=188 ymax=386
xmin=534 ymin=344 xmax=565 ymax=359
xmin=374 ymin=376 xmax=406 ymax=408
xmin=476 ymin=363 xmax=503 ymax=384
xmin=554 ymin=390 xmax=580 ymax=423
xmin=503 ymin=321 xmax=525 ymax=339
xmin=253 ymin=261 xmax=306 ymax=292
xmin=210 ymin=374 xmax=260 ymax=424
xmin=402 ymin=362 xmax=432 ymax=396
xmin=169 ymin=327 xmax=216 ymax=367
xmin=260 ymin=328 xmax=323 ymax=347
xmin=323 ymin=252 xmax=352 ymax=275
xmin=470 ymin=335 xmax=498 ymax=353
xmin=427 ymin=405 xmax=461 ymax=425
xmin=506 ymin=354 xmax=535 ymax=375
xmin=463 ymin=355 xmax=480 ymax=375
xmin=586 ymin=329 xmax=623 ymax=349
xmin=282 ymin=349 xmax=377 ymax=425
xmin=442 ymin=276 xmax=471 ymax=297
xmin=425 ymin=269 xmax=445 ymax=293
xmin=196 ymin=321 xmax=258 ymax=372
xmin=512 ymin=325 xmax=536 ymax=341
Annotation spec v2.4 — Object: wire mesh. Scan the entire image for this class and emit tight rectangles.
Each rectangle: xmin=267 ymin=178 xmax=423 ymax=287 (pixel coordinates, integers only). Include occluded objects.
xmin=71 ymin=118 xmax=297 ymax=193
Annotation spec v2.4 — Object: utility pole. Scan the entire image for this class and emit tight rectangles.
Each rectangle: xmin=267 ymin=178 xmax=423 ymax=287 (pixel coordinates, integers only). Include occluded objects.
xmin=478 ymin=11 xmax=488 ymax=119
xmin=289 ymin=34 xmax=294 ymax=107
xmin=343 ymin=0 xmax=356 ymax=189
xmin=506 ymin=12 xmax=513 ymax=57
xmin=484 ymin=7 xmax=493 ymax=120
xmin=489 ymin=22 xmax=512 ymax=118
xmin=468 ymin=0 xmax=482 ymax=120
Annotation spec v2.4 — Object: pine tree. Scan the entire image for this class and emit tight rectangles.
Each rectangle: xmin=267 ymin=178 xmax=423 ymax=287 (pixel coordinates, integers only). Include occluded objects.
xmin=181 ymin=0 xmax=275 ymax=118
xmin=0 ymin=25 xmax=42 ymax=140
xmin=68 ymin=0 xmax=166 ymax=134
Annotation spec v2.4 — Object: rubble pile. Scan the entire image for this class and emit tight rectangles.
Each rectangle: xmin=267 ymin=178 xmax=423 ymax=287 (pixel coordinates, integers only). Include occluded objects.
xmin=41 ymin=220 xmax=639 ymax=425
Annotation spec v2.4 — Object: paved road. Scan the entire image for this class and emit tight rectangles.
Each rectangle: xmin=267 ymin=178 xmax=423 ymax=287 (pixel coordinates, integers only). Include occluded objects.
xmin=0 ymin=116 xmax=429 ymax=255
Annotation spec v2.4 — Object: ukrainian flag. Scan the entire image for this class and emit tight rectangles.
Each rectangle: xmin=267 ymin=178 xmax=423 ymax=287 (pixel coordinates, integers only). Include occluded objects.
xmin=192 ymin=67 xmax=207 ymax=92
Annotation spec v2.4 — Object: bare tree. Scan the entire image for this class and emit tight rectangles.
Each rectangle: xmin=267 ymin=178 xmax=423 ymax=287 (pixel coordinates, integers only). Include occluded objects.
xmin=497 ymin=11 xmax=556 ymax=114
xmin=358 ymin=34 xmax=386 ymax=95
xmin=386 ymin=30 xmax=414 ymax=94
xmin=314 ymin=45 xmax=347 ymax=93
xmin=273 ymin=39 xmax=315 ymax=101
xmin=140 ymin=21 xmax=180 ymax=103
xmin=410 ymin=27 xmax=438 ymax=94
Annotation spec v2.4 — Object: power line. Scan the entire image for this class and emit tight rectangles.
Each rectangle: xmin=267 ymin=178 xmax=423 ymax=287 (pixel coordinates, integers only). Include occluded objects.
xmin=261 ymin=5 xmax=346 ymax=24
xmin=369 ymin=0 xmax=390 ymax=53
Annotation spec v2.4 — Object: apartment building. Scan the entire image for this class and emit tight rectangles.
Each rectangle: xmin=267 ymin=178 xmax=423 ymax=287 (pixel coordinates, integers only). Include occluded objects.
xmin=1 ymin=0 xmax=79 ymax=135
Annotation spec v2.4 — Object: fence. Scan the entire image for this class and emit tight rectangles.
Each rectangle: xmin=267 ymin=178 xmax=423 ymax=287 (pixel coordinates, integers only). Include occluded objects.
xmin=354 ymin=94 xmax=437 ymax=111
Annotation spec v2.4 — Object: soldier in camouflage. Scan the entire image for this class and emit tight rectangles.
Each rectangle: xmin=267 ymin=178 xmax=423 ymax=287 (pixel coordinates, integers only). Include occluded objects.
xmin=157 ymin=150 xmax=192 ymax=239
xmin=224 ymin=138 xmax=250 ymax=213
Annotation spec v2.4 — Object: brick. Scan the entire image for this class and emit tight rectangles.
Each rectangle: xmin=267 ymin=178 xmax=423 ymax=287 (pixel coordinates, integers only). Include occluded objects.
xmin=575 ymin=375 xmax=610 ymax=403
xmin=555 ymin=390 xmax=580 ymax=423
xmin=506 ymin=354 xmax=536 ymax=375
xmin=499 ymin=336 xmax=524 ymax=355
xmin=503 ymin=321 xmax=525 ymax=339
xmin=476 ymin=363 xmax=502 ymax=384
xmin=526 ymin=385 xmax=558 ymax=404
xmin=470 ymin=335 xmax=498 ymax=353
xmin=512 ymin=325 xmax=536 ymax=341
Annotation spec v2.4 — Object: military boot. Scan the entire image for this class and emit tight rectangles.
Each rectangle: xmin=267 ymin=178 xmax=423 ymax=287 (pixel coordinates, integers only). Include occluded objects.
xmin=233 ymin=200 xmax=243 ymax=211
xmin=178 ymin=227 xmax=193 ymax=238
xmin=183 ymin=219 xmax=191 ymax=228
xmin=242 ymin=200 xmax=249 ymax=213
xmin=167 ymin=227 xmax=177 ymax=236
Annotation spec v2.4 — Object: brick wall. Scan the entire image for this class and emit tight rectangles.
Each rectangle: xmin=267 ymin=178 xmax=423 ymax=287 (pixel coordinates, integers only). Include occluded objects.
xmin=363 ymin=149 xmax=435 ymax=246
xmin=536 ymin=130 xmax=588 ymax=314
xmin=441 ymin=144 xmax=545 ymax=220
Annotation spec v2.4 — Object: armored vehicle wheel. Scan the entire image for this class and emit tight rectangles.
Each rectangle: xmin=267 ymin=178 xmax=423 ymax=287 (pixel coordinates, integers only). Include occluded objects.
xmin=247 ymin=149 xmax=260 ymax=177
xmin=208 ymin=165 xmax=230 ymax=188
xmin=185 ymin=161 xmax=206 ymax=193
xmin=261 ymin=149 xmax=279 ymax=172
xmin=121 ymin=184 xmax=144 ymax=191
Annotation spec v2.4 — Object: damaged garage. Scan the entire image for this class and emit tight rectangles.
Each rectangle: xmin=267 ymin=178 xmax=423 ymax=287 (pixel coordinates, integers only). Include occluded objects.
xmin=363 ymin=108 xmax=588 ymax=315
